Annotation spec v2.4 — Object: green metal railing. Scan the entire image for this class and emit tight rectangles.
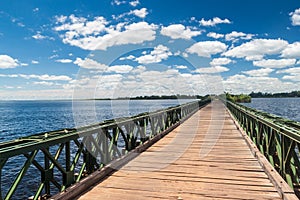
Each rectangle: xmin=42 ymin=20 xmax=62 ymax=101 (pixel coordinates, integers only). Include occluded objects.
xmin=226 ymin=100 xmax=300 ymax=191
xmin=0 ymin=99 xmax=210 ymax=200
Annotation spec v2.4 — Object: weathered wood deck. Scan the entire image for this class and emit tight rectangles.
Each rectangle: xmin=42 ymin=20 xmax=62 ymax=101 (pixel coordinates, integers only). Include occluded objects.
xmin=77 ymin=101 xmax=296 ymax=200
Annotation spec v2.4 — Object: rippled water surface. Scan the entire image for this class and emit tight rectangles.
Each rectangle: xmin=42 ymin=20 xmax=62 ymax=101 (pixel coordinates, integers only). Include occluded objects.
xmin=241 ymin=98 xmax=300 ymax=122
xmin=0 ymin=99 xmax=194 ymax=142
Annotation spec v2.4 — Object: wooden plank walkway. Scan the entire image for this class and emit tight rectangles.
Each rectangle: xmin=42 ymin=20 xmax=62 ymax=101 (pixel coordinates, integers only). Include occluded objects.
xmin=78 ymin=101 xmax=290 ymax=200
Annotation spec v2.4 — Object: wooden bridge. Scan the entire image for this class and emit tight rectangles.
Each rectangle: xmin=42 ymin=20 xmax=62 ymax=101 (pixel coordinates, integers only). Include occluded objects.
xmin=0 ymin=99 xmax=299 ymax=200
xmin=55 ymin=100 xmax=298 ymax=200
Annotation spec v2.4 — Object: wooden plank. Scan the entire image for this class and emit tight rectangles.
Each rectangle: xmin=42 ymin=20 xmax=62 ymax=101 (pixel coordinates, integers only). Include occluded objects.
xmin=73 ymin=100 xmax=298 ymax=199
xmin=228 ymin=110 xmax=299 ymax=200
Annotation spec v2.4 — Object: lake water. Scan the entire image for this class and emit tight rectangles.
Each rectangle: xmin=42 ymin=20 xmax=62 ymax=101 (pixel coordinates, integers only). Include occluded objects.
xmin=241 ymin=98 xmax=300 ymax=122
xmin=2 ymin=98 xmax=298 ymax=144
xmin=0 ymin=99 xmax=193 ymax=143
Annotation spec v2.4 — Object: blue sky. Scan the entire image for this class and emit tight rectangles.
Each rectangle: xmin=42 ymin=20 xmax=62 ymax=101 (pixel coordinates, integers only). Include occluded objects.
xmin=0 ymin=0 xmax=300 ymax=99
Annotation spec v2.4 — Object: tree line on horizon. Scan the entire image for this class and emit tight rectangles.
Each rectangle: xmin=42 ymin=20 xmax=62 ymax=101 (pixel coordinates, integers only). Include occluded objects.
xmin=249 ymin=91 xmax=300 ymax=98
xmin=117 ymin=94 xmax=210 ymax=100
xmin=93 ymin=94 xmax=211 ymax=100
xmin=225 ymin=93 xmax=251 ymax=103
xmin=93 ymin=91 xmax=300 ymax=101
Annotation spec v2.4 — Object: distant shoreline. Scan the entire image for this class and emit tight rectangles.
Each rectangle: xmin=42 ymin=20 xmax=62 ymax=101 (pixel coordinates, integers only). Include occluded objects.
xmin=2 ymin=92 xmax=300 ymax=101
xmin=249 ymin=91 xmax=300 ymax=98
xmin=251 ymin=96 xmax=300 ymax=99
xmin=0 ymin=95 xmax=207 ymax=101
xmin=5 ymin=95 xmax=299 ymax=101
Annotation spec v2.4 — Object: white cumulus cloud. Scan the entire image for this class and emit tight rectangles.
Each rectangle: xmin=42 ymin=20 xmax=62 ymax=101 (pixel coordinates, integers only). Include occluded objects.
xmin=55 ymin=15 xmax=68 ymax=24
xmin=281 ymin=42 xmax=300 ymax=58
xmin=210 ymin=57 xmax=232 ymax=66
xmin=175 ymin=65 xmax=188 ymax=69
xmin=107 ymin=65 xmax=133 ymax=73
xmin=20 ymin=63 xmax=28 ymax=66
xmin=282 ymin=75 xmax=300 ymax=82
xmin=207 ymin=32 xmax=224 ymax=39
xmin=33 ymin=81 xmax=55 ymax=86
xmin=253 ymin=58 xmax=296 ymax=68
xmin=129 ymin=0 xmax=140 ymax=7
xmin=55 ymin=15 xmax=157 ymax=50
xmin=74 ymin=58 xmax=108 ymax=70
xmin=223 ymin=39 xmax=289 ymax=60
xmin=135 ymin=45 xmax=172 ymax=64
xmin=224 ymin=74 xmax=298 ymax=94
xmin=186 ymin=41 xmax=228 ymax=57
xmin=161 ymin=24 xmax=202 ymax=40
xmin=290 ymin=8 xmax=300 ymax=26
xmin=199 ymin=17 xmax=231 ymax=26
xmin=0 ymin=55 xmax=20 ymax=69
xmin=119 ymin=55 xmax=135 ymax=60
xmin=129 ymin=8 xmax=148 ymax=18
xmin=0 ymin=73 xmax=72 ymax=81
xmin=225 ymin=31 xmax=254 ymax=41
xmin=55 ymin=59 xmax=73 ymax=63
xmin=194 ymin=66 xmax=229 ymax=74
xmin=111 ymin=0 xmax=127 ymax=6
xmin=32 ymin=32 xmax=54 ymax=40
xmin=32 ymin=33 xmax=46 ymax=40
xmin=242 ymin=68 xmax=274 ymax=77
xmin=277 ymin=67 xmax=300 ymax=74
xmin=277 ymin=66 xmax=300 ymax=82
xmin=23 ymin=74 xmax=72 ymax=81
xmin=55 ymin=15 xmax=107 ymax=35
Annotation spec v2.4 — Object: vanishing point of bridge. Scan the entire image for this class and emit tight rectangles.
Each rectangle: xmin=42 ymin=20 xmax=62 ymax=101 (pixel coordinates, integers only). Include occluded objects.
xmin=0 ymin=99 xmax=299 ymax=199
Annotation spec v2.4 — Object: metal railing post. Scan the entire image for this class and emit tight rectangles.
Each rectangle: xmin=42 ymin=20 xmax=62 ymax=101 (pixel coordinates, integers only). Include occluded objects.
xmin=225 ymin=100 xmax=300 ymax=191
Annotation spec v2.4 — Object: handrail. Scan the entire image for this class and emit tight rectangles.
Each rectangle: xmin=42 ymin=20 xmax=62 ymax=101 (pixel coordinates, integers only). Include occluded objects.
xmin=0 ymin=99 xmax=210 ymax=200
xmin=225 ymin=100 xmax=300 ymax=192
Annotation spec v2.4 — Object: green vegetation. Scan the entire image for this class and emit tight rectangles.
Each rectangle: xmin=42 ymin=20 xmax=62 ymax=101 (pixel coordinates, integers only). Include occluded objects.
xmin=250 ymin=91 xmax=300 ymax=98
xmin=117 ymin=94 xmax=207 ymax=100
xmin=226 ymin=93 xmax=251 ymax=103
xmin=224 ymin=90 xmax=300 ymax=102
xmin=93 ymin=94 xmax=210 ymax=101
